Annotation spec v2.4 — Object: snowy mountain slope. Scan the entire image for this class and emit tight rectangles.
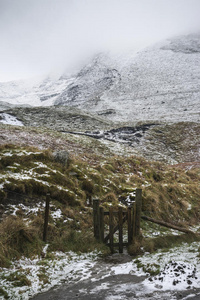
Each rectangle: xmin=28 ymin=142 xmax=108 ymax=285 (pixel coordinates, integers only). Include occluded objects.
xmin=0 ymin=76 xmax=74 ymax=107
xmin=54 ymin=53 xmax=121 ymax=107
xmin=0 ymin=34 xmax=199 ymax=123
xmin=55 ymin=34 xmax=200 ymax=123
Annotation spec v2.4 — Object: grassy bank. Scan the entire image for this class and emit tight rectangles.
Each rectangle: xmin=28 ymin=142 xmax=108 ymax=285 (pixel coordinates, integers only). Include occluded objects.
xmin=0 ymin=143 xmax=200 ymax=267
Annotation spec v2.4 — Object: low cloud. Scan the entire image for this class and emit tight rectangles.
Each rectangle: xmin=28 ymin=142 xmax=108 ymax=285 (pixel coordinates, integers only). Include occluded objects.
xmin=0 ymin=0 xmax=200 ymax=81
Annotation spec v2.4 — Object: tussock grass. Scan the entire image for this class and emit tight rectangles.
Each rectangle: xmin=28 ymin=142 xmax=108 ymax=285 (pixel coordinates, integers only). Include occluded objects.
xmin=0 ymin=144 xmax=200 ymax=265
xmin=128 ymin=233 xmax=200 ymax=256
xmin=49 ymin=229 xmax=108 ymax=254
xmin=0 ymin=216 xmax=43 ymax=266
xmin=142 ymin=233 xmax=200 ymax=253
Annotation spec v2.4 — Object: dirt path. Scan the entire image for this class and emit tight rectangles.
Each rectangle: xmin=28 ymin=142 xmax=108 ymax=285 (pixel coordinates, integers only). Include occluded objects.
xmin=30 ymin=253 xmax=200 ymax=300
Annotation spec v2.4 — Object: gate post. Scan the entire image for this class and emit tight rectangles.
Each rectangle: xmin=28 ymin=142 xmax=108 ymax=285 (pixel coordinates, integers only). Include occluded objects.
xmin=132 ymin=201 xmax=136 ymax=241
xmin=99 ymin=207 xmax=104 ymax=242
xmin=43 ymin=193 xmax=50 ymax=242
xmin=93 ymin=199 xmax=100 ymax=240
xmin=118 ymin=207 xmax=123 ymax=253
xmin=135 ymin=188 xmax=142 ymax=238
xmin=109 ymin=207 xmax=114 ymax=254
xmin=127 ymin=207 xmax=132 ymax=244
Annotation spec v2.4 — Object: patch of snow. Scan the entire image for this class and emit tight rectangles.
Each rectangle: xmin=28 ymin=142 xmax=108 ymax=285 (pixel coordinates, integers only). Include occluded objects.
xmin=0 ymin=150 xmax=42 ymax=158
xmin=4 ymin=203 xmax=65 ymax=224
xmin=0 ymin=151 xmax=13 ymax=157
xmin=0 ymin=173 xmax=33 ymax=181
xmin=145 ymin=261 xmax=197 ymax=291
xmin=123 ymin=193 xmax=135 ymax=206
xmin=51 ymin=208 xmax=62 ymax=220
xmin=63 ymin=217 xmax=73 ymax=223
xmin=0 ymin=75 xmax=73 ymax=107
xmin=1 ymin=239 xmax=200 ymax=298
xmin=0 ymin=251 xmax=99 ymax=299
xmin=4 ymin=203 xmax=45 ymax=217
xmin=90 ymin=282 xmax=110 ymax=293
xmin=17 ymin=150 xmax=41 ymax=156
xmin=42 ymin=244 xmax=49 ymax=255
xmin=88 ymin=242 xmax=200 ymax=294
xmin=0 ymin=113 xmax=24 ymax=126
xmin=139 ymin=242 xmax=200 ymax=291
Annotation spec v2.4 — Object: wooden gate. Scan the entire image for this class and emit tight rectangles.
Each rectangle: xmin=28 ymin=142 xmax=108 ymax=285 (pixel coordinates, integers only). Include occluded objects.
xmin=93 ymin=189 xmax=142 ymax=253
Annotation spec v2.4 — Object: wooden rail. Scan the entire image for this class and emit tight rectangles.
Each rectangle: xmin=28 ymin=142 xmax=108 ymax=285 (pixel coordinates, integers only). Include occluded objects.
xmin=141 ymin=215 xmax=194 ymax=234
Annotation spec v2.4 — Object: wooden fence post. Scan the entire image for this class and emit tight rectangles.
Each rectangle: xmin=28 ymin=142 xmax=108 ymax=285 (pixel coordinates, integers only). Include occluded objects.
xmin=43 ymin=193 xmax=50 ymax=242
xmin=127 ymin=207 xmax=132 ymax=244
xmin=109 ymin=207 xmax=114 ymax=254
xmin=118 ymin=207 xmax=123 ymax=253
xmin=99 ymin=207 xmax=104 ymax=242
xmin=135 ymin=188 xmax=142 ymax=238
xmin=93 ymin=199 xmax=100 ymax=240
xmin=132 ymin=201 xmax=136 ymax=241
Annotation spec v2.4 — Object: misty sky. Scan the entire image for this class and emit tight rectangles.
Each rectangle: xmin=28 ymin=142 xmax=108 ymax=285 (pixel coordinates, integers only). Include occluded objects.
xmin=0 ymin=0 xmax=200 ymax=82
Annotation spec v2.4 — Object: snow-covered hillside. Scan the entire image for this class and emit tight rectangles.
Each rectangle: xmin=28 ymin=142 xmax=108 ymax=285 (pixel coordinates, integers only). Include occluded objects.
xmin=0 ymin=76 xmax=74 ymax=107
xmin=55 ymin=34 xmax=200 ymax=123
xmin=0 ymin=34 xmax=200 ymax=123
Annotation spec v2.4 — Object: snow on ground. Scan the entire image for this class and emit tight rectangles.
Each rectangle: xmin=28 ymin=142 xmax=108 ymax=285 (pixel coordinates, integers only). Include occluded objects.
xmin=139 ymin=242 xmax=200 ymax=291
xmin=3 ymin=202 xmax=67 ymax=225
xmin=0 ymin=152 xmax=73 ymax=195
xmin=88 ymin=241 xmax=200 ymax=293
xmin=1 ymin=239 xmax=200 ymax=299
xmin=2 ymin=186 xmax=200 ymax=299
xmin=0 ymin=250 xmax=99 ymax=300
xmin=0 ymin=150 xmax=42 ymax=157
xmin=0 ymin=113 xmax=24 ymax=126
xmin=0 ymin=75 xmax=73 ymax=107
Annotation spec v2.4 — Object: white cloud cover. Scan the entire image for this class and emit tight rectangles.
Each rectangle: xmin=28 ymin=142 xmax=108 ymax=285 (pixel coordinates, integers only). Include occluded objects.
xmin=0 ymin=0 xmax=200 ymax=81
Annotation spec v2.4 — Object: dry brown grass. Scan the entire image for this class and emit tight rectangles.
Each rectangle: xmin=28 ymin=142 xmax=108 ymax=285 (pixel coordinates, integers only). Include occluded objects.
xmin=0 ymin=142 xmax=200 ymax=262
xmin=0 ymin=216 xmax=43 ymax=266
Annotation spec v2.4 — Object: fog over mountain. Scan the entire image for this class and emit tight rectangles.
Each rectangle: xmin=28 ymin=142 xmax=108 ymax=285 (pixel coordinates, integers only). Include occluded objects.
xmin=1 ymin=33 xmax=200 ymax=124
xmin=0 ymin=0 xmax=200 ymax=82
